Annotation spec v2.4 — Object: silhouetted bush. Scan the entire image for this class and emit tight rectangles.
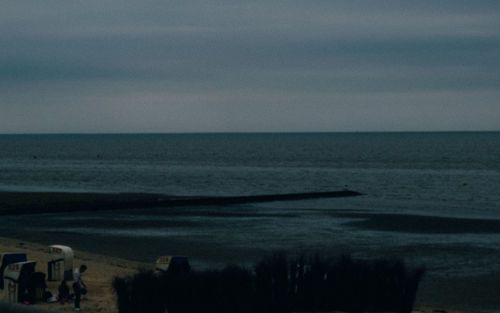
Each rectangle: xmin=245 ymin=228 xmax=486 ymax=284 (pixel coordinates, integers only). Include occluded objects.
xmin=254 ymin=252 xmax=290 ymax=313
xmin=217 ymin=266 xmax=254 ymax=313
xmin=113 ymin=253 xmax=425 ymax=313
xmin=323 ymin=255 xmax=425 ymax=313
xmin=112 ymin=270 xmax=164 ymax=313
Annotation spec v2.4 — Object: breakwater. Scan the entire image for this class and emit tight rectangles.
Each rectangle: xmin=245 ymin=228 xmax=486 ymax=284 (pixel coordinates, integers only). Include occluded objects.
xmin=0 ymin=190 xmax=362 ymax=215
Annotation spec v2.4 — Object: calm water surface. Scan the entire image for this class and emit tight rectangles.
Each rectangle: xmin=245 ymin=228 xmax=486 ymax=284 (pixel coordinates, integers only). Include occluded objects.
xmin=1 ymin=132 xmax=499 ymax=278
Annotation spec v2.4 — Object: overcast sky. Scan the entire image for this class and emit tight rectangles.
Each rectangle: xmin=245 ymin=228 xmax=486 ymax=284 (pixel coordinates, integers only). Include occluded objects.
xmin=1 ymin=0 xmax=499 ymax=133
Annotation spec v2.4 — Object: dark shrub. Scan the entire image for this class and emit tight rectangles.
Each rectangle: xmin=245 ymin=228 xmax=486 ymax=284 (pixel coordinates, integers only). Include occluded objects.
xmin=217 ymin=265 xmax=254 ymax=313
xmin=112 ymin=270 xmax=164 ymax=313
xmin=112 ymin=276 xmax=131 ymax=313
xmin=254 ymin=252 xmax=290 ymax=313
xmin=159 ymin=269 xmax=191 ymax=313
xmin=324 ymin=256 xmax=426 ymax=313
xmin=112 ymin=253 xmax=425 ymax=313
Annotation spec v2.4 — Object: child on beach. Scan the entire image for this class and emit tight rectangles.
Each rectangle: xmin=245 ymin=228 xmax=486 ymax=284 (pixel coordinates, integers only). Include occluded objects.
xmin=73 ymin=264 xmax=87 ymax=311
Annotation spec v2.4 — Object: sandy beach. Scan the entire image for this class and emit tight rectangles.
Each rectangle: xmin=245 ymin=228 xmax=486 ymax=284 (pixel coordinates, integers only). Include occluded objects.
xmin=0 ymin=236 xmax=483 ymax=313
xmin=0 ymin=236 xmax=148 ymax=313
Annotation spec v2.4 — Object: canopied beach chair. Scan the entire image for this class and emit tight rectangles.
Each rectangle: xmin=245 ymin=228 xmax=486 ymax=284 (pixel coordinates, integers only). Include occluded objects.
xmin=0 ymin=253 xmax=27 ymax=289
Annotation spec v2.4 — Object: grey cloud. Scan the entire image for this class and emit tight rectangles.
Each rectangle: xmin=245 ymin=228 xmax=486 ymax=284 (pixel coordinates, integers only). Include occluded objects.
xmin=1 ymin=0 xmax=499 ymax=132
xmin=2 ymin=33 xmax=498 ymax=94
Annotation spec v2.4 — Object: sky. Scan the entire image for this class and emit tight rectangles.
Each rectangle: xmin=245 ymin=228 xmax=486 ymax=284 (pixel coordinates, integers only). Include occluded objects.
xmin=1 ymin=0 xmax=500 ymax=133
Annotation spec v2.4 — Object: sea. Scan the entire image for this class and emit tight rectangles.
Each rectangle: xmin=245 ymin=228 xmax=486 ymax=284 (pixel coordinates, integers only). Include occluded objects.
xmin=1 ymin=132 xmax=500 ymax=308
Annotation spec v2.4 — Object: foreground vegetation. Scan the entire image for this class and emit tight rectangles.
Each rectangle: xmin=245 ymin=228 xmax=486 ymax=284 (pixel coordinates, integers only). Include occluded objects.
xmin=0 ymin=302 xmax=58 ymax=313
xmin=113 ymin=253 xmax=425 ymax=313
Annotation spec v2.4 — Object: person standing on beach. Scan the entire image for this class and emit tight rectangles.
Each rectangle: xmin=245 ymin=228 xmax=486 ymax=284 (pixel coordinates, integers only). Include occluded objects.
xmin=73 ymin=264 xmax=87 ymax=311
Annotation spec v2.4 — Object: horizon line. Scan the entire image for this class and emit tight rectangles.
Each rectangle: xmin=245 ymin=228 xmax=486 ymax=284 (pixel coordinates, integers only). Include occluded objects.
xmin=1 ymin=130 xmax=499 ymax=136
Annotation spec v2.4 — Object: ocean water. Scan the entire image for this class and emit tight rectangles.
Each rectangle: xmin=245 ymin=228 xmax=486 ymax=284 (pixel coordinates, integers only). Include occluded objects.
xmin=1 ymin=132 xmax=500 ymax=280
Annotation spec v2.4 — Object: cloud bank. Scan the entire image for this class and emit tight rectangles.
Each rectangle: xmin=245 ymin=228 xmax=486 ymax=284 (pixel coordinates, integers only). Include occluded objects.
xmin=1 ymin=0 xmax=500 ymax=133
